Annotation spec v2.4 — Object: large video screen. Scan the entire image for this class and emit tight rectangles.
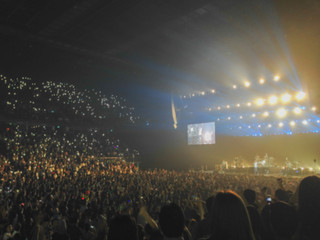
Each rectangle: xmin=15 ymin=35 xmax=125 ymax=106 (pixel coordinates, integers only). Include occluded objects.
xmin=188 ymin=122 xmax=216 ymax=145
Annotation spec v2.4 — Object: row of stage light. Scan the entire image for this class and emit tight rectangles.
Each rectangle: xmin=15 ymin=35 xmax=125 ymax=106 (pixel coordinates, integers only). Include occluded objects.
xmin=213 ymin=106 xmax=316 ymax=121
xmin=204 ymin=92 xmax=314 ymax=112
xmin=226 ymin=119 xmax=320 ymax=128
xmin=181 ymin=75 xmax=282 ymax=99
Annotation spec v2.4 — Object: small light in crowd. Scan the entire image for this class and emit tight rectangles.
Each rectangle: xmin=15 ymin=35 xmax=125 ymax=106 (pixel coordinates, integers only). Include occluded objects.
xmin=211 ymin=89 xmax=215 ymax=93
xmin=290 ymin=121 xmax=296 ymax=127
xmin=295 ymin=92 xmax=306 ymax=101
xmin=233 ymin=85 xmax=237 ymax=89
xmin=217 ymin=106 xmax=221 ymax=110
xmin=252 ymin=113 xmax=256 ymax=117
xmin=268 ymin=95 xmax=278 ymax=105
xmin=201 ymin=91 xmax=205 ymax=95
xmin=228 ymin=117 xmax=231 ymax=120
xmin=263 ymin=111 xmax=269 ymax=117
xmin=239 ymin=126 xmax=242 ymax=129
xmin=317 ymin=120 xmax=320 ymax=123
xmin=278 ymin=122 xmax=284 ymax=127
xmin=247 ymin=102 xmax=252 ymax=107
xmin=248 ymin=125 xmax=251 ymax=128
xmin=227 ymin=105 xmax=230 ymax=109
xmin=256 ymin=98 xmax=264 ymax=106
xmin=276 ymin=108 xmax=287 ymax=118
xmin=244 ymin=81 xmax=251 ymax=88
xmin=258 ymin=124 xmax=261 ymax=128
xmin=239 ymin=116 xmax=243 ymax=119
xmin=302 ymin=120 xmax=308 ymax=125
xmin=293 ymin=107 xmax=302 ymax=114
xmin=236 ymin=103 xmax=241 ymax=107
xmin=274 ymin=75 xmax=280 ymax=81
xmin=311 ymin=106 xmax=316 ymax=112
xmin=281 ymin=93 xmax=292 ymax=104
xmin=192 ymin=93 xmax=195 ymax=97
xmin=259 ymin=78 xmax=265 ymax=84
xmin=268 ymin=124 xmax=272 ymax=128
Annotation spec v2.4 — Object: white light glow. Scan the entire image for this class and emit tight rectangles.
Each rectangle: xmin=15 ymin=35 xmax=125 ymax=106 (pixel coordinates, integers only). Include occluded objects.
xmin=302 ymin=120 xmax=308 ymax=125
xmin=311 ymin=106 xmax=316 ymax=112
xmin=263 ymin=111 xmax=269 ymax=117
xmin=256 ymin=98 xmax=265 ymax=106
xmin=290 ymin=121 xmax=296 ymax=127
xmin=293 ymin=107 xmax=302 ymax=114
xmin=244 ymin=81 xmax=251 ymax=87
xmin=268 ymin=95 xmax=278 ymax=105
xmin=279 ymin=122 xmax=284 ymax=127
xmin=295 ymin=92 xmax=306 ymax=101
xmin=276 ymin=108 xmax=287 ymax=118
xmin=281 ymin=93 xmax=292 ymax=104
xmin=274 ymin=75 xmax=280 ymax=81
xmin=233 ymin=85 xmax=237 ymax=89
xmin=259 ymin=78 xmax=265 ymax=84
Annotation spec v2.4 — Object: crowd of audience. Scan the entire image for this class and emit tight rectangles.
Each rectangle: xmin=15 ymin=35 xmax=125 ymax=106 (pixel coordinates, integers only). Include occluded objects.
xmin=1 ymin=73 xmax=320 ymax=240
xmin=0 ymin=74 xmax=138 ymax=126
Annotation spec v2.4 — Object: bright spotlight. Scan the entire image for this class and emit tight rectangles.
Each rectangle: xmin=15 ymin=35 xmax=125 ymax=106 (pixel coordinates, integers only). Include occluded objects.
xmin=201 ymin=91 xmax=205 ymax=95
xmin=211 ymin=89 xmax=215 ymax=93
xmin=317 ymin=120 xmax=320 ymax=123
xmin=192 ymin=93 xmax=195 ymax=97
xmin=259 ymin=78 xmax=265 ymax=84
xmin=302 ymin=120 xmax=308 ymax=125
xmin=252 ymin=113 xmax=256 ymax=117
xmin=256 ymin=98 xmax=265 ymax=106
xmin=295 ymin=92 xmax=306 ymax=101
xmin=247 ymin=102 xmax=252 ymax=107
xmin=293 ymin=107 xmax=302 ymax=114
xmin=268 ymin=95 xmax=278 ymax=105
xmin=279 ymin=122 xmax=284 ymax=127
xmin=258 ymin=125 xmax=261 ymax=128
xmin=244 ymin=81 xmax=251 ymax=87
xmin=227 ymin=117 xmax=231 ymax=120
xmin=239 ymin=116 xmax=243 ymax=119
xmin=268 ymin=124 xmax=272 ymax=128
xmin=290 ymin=121 xmax=296 ymax=127
xmin=311 ymin=106 xmax=317 ymax=112
xmin=217 ymin=106 xmax=221 ymax=110
xmin=276 ymin=108 xmax=287 ymax=118
xmin=281 ymin=93 xmax=292 ymax=104
xmin=274 ymin=75 xmax=280 ymax=81
xmin=263 ymin=111 xmax=269 ymax=117
xmin=233 ymin=85 xmax=237 ymax=89
xmin=226 ymin=105 xmax=230 ymax=109
xmin=236 ymin=103 xmax=241 ymax=107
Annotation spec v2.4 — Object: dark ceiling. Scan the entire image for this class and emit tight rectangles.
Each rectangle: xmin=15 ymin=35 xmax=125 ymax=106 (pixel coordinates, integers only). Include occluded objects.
xmin=0 ymin=0 xmax=320 ymax=120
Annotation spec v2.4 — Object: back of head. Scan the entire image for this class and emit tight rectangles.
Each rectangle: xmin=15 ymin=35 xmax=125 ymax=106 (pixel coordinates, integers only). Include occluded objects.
xmin=275 ymin=189 xmax=289 ymax=203
xmin=108 ymin=215 xmax=138 ymax=240
xmin=270 ymin=201 xmax=298 ymax=239
xmin=209 ymin=191 xmax=255 ymax=240
xmin=159 ymin=203 xmax=185 ymax=238
xmin=206 ymin=195 xmax=215 ymax=213
xmin=298 ymin=176 xmax=320 ymax=237
xmin=243 ymin=189 xmax=256 ymax=205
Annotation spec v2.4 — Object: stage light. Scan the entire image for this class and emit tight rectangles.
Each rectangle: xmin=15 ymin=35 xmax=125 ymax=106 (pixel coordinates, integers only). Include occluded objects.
xmin=317 ymin=120 xmax=320 ymax=123
xmin=258 ymin=124 xmax=261 ymax=128
xmin=236 ymin=103 xmax=241 ymax=107
xmin=290 ymin=121 xmax=296 ymax=127
xmin=263 ymin=111 xmax=269 ymax=117
xmin=281 ymin=93 xmax=292 ymax=104
xmin=276 ymin=108 xmax=287 ymax=118
xmin=311 ymin=106 xmax=316 ymax=112
xmin=252 ymin=113 xmax=256 ymax=117
xmin=239 ymin=116 xmax=243 ymax=119
xmin=279 ymin=122 xmax=284 ymax=127
xmin=295 ymin=92 xmax=306 ymax=101
xmin=268 ymin=124 xmax=272 ymax=128
xmin=239 ymin=126 xmax=242 ymax=129
xmin=211 ymin=89 xmax=216 ymax=94
xmin=217 ymin=106 xmax=221 ymax=110
xmin=208 ymin=108 xmax=212 ymax=111
xmin=268 ymin=95 xmax=278 ymax=105
xmin=183 ymin=95 xmax=186 ymax=98
xmin=244 ymin=81 xmax=251 ymax=87
xmin=293 ymin=107 xmax=302 ymax=114
xmin=274 ymin=75 xmax=280 ymax=81
xmin=233 ymin=85 xmax=237 ymax=89
xmin=226 ymin=105 xmax=230 ymax=109
xmin=302 ymin=120 xmax=308 ymax=125
xmin=256 ymin=98 xmax=265 ymax=106
xmin=247 ymin=102 xmax=252 ymax=107
xmin=201 ymin=91 xmax=205 ymax=95
xmin=248 ymin=125 xmax=251 ymax=128
xmin=259 ymin=78 xmax=265 ymax=84
xmin=227 ymin=117 xmax=231 ymax=120
xmin=192 ymin=93 xmax=195 ymax=97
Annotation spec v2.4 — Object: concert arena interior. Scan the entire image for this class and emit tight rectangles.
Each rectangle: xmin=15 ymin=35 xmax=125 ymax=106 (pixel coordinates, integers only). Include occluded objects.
xmin=1 ymin=1 xmax=320 ymax=240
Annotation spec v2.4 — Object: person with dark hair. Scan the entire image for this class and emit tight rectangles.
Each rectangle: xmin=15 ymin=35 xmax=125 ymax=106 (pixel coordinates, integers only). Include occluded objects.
xmin=208 ymin=191 xmax=255 ymax=240
xmin=274 ymin=189 xmax=290 ymax=203
xmin=269 ymin=201 xmax=298 ymax=240
xmin=295 ymin=175 xmax=320 ymax=240
xmin=107 ymin=215 xmax=138 ymax=240
xmin=159 ymin=203 xmax=185 ymax=240
xmin=243 ymin=189 xmax=263 ymax=240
